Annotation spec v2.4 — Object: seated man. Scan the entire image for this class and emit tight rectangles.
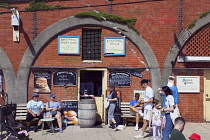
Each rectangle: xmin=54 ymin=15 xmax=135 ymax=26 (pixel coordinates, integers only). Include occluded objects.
xmin=130 ymin=93 xmax=143 ymax=131
xmin=26 ymin=93 xmax=44 ymax=132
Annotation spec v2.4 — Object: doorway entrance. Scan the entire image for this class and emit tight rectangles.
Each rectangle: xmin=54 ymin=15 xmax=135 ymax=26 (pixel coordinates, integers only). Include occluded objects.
xmin=204 ymin=70 xmax=210 ymax=122
xmin=80 ymin=71 xmax=102 ymax=97
xmin=78 ymin=68 xmax=107 ymax=122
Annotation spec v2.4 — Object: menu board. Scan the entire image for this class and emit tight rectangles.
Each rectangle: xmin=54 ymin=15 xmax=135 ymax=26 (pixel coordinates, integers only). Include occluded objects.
xmin=53 ymin=71 xmax=77 ymax=86
xmin=109 ymin=72 xmax=131 ymax=87
xmin=61 ymin=100 xmax=78 ymax=112
xmin=61 ymin=100 xmax=78 ymax=125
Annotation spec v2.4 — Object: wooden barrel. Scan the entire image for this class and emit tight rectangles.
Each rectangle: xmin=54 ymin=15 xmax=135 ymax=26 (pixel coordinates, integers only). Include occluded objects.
xmin=78 ymin=99 xmax=96 ymax=128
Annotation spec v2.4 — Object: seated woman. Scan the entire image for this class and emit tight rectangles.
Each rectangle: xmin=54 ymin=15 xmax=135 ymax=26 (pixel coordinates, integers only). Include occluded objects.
xmin=45 ymin=94 xmax=63 ymax=133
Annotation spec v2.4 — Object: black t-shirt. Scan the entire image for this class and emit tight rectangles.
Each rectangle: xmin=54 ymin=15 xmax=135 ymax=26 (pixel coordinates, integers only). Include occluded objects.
xmin=109 ymin=90 xmax=117 ymax=104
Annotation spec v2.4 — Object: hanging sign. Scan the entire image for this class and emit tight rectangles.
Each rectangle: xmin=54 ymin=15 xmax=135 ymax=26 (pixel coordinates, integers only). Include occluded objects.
xmin=104 ymin=37 xmax=125 ymax=56
xmin=58 ymin=36 xmax=80 ymax=55
xmin=131 ymin=71 xmax=143 ymax=78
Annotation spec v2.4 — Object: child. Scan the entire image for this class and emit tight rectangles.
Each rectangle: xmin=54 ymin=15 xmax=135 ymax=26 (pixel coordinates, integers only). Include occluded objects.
xmin=149 ymin=99 xmax=162 ymax=140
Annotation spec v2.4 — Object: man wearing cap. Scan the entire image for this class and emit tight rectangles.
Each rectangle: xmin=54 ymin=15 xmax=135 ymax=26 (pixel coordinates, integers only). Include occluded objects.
xmin=170 ymin=117 xmax=186 ymax=140
xmin=26 ymin=93 xmax=44 ymax=132
xmin=134 ymin=79 xmax=154 ymax=139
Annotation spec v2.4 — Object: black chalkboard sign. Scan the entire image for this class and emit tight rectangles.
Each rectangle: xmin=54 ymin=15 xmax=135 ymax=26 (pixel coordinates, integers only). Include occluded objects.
xmin=61 ymin=100 xmax=78 ymax=113
xmin=109 ymin=72 xmax=131 ymax=87
xmin=53 ymin=71 xmax=77 ymax=86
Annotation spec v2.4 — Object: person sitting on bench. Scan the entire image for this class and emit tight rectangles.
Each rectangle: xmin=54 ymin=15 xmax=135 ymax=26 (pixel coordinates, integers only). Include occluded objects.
xmin=130 ymin=93 xmax=143 ymax=131
xmin=26 ymin=93 xmax=44 ymax=132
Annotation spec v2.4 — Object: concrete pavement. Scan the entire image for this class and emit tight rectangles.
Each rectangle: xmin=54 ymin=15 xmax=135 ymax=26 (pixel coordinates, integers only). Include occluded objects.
xmin=14 ymin=122 xmax=210 ymax=140
xmin=1 ymin=122 xmax=210 ymax=140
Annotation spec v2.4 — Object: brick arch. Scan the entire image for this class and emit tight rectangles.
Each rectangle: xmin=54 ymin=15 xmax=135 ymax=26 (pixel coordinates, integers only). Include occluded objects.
xmin=15 ymin=17 xmax=160 ymax=103
xmin=162 ymin=13 xmax=210 ymax=85
xmin=0 ymin=48 xmax=16 ymax=102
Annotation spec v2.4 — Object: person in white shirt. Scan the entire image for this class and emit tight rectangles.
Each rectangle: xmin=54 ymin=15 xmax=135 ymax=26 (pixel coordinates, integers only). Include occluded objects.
xmin=26 ymin=93 xmax=44 ymax=132
xmin=161 ymin=86 xmax=175 ymax=140
xmin=134 ymin=79 xmax=154 ymax=139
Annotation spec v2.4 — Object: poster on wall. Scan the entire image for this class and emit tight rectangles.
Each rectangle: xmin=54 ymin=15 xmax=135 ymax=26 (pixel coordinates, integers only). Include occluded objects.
xmin=34 ymin=71 xmax=51 ymax=93
xmin=58 ymin=36 xmax=80 ymax=55
xmin=104 ymin=37 xmax=125 ymax=56
xmin=134 ymin=90 xmax=145 ymax=100
xmin=176 ymin=76 xmax=200 ymax=93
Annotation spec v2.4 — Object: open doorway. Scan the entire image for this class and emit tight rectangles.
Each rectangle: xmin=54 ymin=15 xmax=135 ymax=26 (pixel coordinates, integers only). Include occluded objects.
xmin=78 ymin=69 xmax=107 ymax=123
xmin=80 ymin=70 xmax=102 ymax=97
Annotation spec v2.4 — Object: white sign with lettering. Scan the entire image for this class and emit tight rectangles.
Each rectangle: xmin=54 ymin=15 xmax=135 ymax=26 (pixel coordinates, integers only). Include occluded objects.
xmin=104 ymin=37 xmax=125 ymax=56
xmin=58 ymin=36 xmax=80 ymax=54
xmin=176 ymin=76 xmax=200 ymax=93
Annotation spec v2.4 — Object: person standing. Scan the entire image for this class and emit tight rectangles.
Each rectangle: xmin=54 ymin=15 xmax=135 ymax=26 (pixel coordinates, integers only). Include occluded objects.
xmin=161 ymin=76 xmax=179 ymax=107
xmin=149 ymin=99 xmax=162 ymax=140
xmin=130 ymin=93 xmax=143 ymax=131
xmin=26 ymin=93 xmax=44 ymax=132
xmin=170 ymin=117 xmax=186 ymax=140
xmin=161 ymin=86 xmax=175 ymax=140
xmin=107 ymin=84 xmax=118 ymax=130
xmin=134 ymin=79 xmax=154 ymax=138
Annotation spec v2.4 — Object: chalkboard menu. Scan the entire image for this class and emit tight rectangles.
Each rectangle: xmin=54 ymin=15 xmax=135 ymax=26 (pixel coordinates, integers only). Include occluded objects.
xmin=53 ymin=71 xmax=77 ymax=86
xmin=109 ymin=72 xmax=131 ymax=87
xmin=61 ymin=100 xmax=79 ymax=125
xmin=61 ymin=100 xmax=78 ymax=113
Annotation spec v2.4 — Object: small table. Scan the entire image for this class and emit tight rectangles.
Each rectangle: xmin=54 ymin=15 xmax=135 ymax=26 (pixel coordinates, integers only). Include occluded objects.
xmin=41 ymin=118 xmax=55 ymax=134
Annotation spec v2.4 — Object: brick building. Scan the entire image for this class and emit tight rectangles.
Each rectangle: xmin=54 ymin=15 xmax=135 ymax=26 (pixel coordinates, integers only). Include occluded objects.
xmin=0 ymin=0 xmax=209 ymax=122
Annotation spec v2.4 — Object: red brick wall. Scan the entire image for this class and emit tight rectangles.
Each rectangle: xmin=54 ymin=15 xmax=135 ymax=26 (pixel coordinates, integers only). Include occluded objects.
xmin=28 ymin=28 xmax=149 ymax=103
xmin=173 ymin=69 xmax=204 ymax=122
xmin=0 ymin=0 xmax=210 ymax=122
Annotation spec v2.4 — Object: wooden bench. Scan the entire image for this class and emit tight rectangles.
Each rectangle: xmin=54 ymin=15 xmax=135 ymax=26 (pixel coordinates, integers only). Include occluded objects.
xmin=15 ymin=103 xmax=64 ymax=125
xmin=16 ymin=103 xmax=39 ymax=123
xmin=120 ymin=102 xmax=143 ymax=127
xmin=16 ymin=103 xmax=50 ymax=123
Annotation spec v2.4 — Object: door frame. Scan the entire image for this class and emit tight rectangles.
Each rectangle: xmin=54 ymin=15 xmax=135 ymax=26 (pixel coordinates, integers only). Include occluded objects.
xmin=77 ymin=68 xmax=108 ymax=122
xmin=204 ymin=70 xmax=210 ymax=122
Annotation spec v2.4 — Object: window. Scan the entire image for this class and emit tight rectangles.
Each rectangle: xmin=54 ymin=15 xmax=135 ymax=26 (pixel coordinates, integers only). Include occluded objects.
xmin=82 ymin=28 xmax=102 ymax=60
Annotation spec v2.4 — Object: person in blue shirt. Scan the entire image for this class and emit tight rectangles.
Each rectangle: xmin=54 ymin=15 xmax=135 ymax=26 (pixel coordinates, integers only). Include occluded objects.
xmin=161 ymin=76 xmax=179 ymax=107
xmin=130 ymin=93 xmax=143 ymax=131
xmin=26 ymin=93 xmax=44 ymax=132
xmin=46 ymin=94 xmax=63 ymax=133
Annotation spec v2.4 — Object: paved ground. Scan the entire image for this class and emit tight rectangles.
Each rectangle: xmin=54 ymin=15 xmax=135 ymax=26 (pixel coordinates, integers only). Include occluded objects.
xmin=1 ymin=122 xmax=210 ymax=140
